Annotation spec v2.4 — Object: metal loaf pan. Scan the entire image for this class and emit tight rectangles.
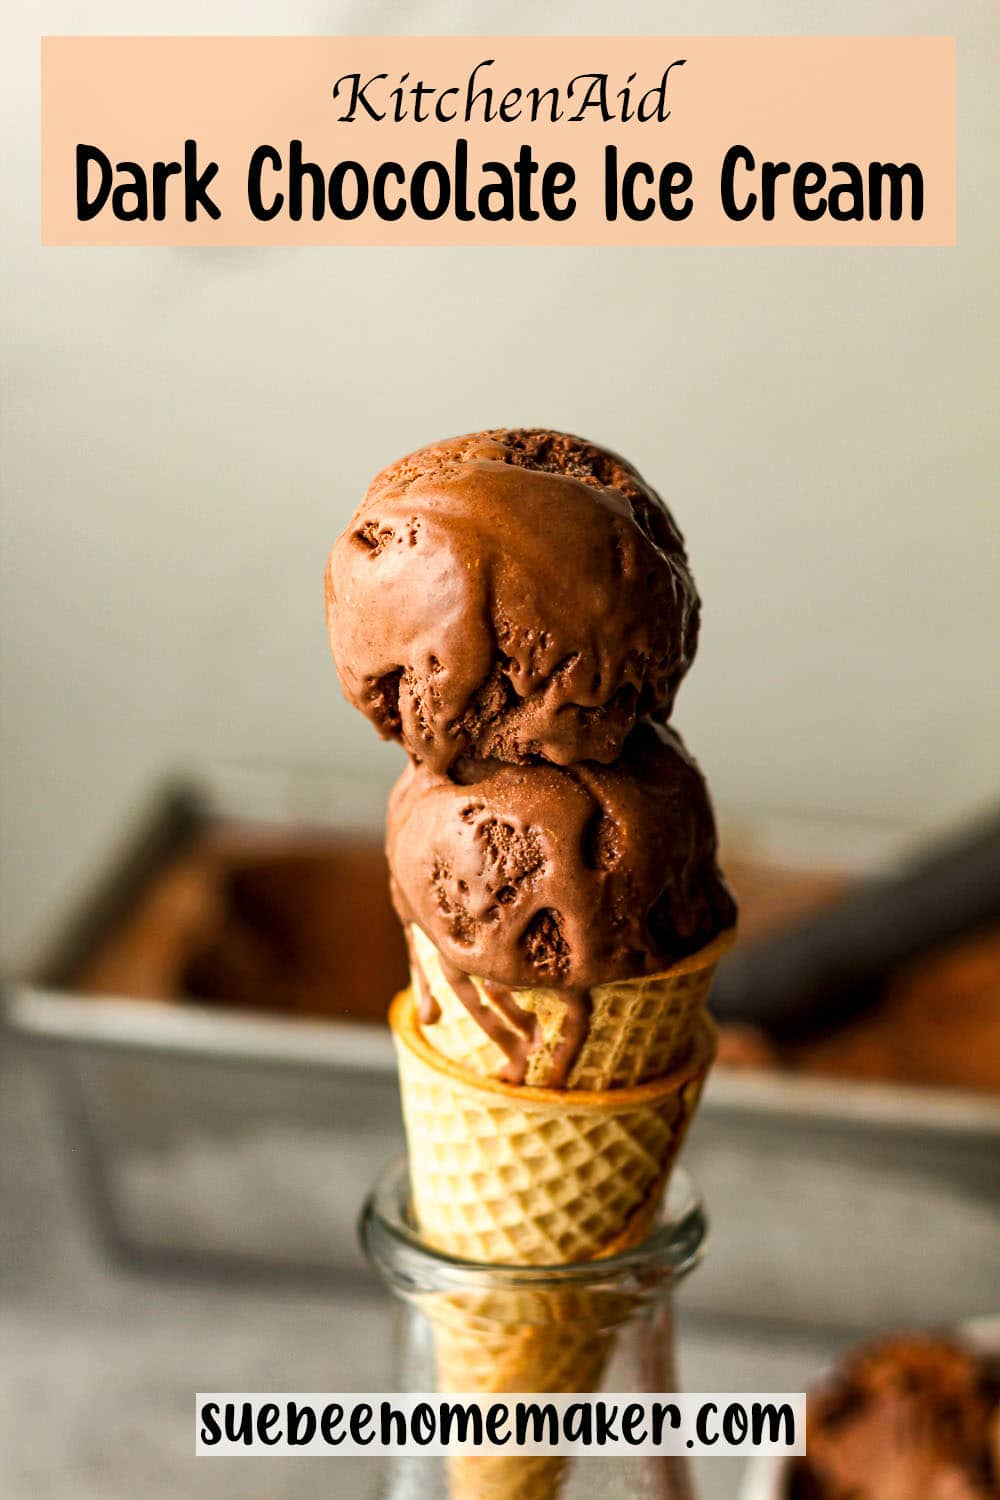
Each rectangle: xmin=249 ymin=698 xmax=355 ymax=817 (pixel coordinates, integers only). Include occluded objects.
xmin=5 ymin=765 xmax=999 ymax=1329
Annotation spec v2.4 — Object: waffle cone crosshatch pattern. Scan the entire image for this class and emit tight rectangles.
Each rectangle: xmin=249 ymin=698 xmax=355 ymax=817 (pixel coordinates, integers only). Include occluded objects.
xmin=359 ymin=1155 xmax=713 ymax=1500
xmin=390 ymin=990 xmax=717 ymax=1266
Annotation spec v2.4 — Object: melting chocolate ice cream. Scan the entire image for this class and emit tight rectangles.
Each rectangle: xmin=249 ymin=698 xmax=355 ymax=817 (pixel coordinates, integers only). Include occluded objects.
xmin=325 ymin=429 xmax=699 ymax=772
xmin=386 ymin=720 xmax=735 ymax=994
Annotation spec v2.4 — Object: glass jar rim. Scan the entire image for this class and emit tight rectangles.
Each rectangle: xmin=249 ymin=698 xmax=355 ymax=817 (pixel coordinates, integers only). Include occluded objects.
xmin=359 ymin=1157 xmax=706 ymax=1299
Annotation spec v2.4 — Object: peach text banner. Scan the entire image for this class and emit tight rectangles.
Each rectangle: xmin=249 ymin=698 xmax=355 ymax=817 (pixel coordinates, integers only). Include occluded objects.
xmin=41 ymin=36 xmax=955 ymax=246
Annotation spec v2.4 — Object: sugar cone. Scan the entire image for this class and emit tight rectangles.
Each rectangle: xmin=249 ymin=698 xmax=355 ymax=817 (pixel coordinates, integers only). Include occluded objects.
xmin=391 ymin=989 xmax=715 ymax=1265
xmin=391 ymin=991 xmax=715 ymax=1500
xmin=408 ymin=923 xmax=734 ymax=1090
xmin=429 ymin=1286 xmax=616 ymax=1500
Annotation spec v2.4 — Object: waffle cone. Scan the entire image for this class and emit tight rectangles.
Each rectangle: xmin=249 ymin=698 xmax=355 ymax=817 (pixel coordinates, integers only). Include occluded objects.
xmin=430 ymin=1287 xmax=616 ymax=1500
xmin=391 ymin=990 xmax=715 ymax=1500
xmin=391 ymin=988 xmax=715 ymax=1265
xmin=407 ymin=924 xmax=734 ymax=1091
xmin=443 ymin=1453 xmax=570 ymax=1500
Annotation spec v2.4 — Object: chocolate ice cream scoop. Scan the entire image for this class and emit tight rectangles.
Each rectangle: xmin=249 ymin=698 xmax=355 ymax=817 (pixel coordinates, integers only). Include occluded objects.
xmin=386 ymin=721 xmax=735 ymax=992
xmin=790 ymin=1336 xmax=1000 ymax=1500
xmin=325 ymin=429 xmax=699 ymax=772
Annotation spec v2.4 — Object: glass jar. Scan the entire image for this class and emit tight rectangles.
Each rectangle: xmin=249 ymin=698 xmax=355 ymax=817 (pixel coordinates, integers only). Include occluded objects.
xmin=360 ymin=1157 xmax=707 ymax=1500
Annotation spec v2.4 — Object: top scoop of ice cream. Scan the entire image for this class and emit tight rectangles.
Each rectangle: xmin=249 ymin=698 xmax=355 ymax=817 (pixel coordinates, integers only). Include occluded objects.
xmin=386 ymin=721 xmax=736 ymax=991
xmin=790 ymin=1335 xmax=1000 ymax=1500
xmin=325 ymin=429 xmax=699 ymax=772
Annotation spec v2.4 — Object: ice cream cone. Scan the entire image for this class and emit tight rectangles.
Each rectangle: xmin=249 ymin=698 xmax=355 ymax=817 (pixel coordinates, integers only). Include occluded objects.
xmin=407 ymin=923 xmax=734 ymax=1091
xmin=391 ymin=988 xmax=714 ymax=1265
xmin=329 ymin=431 xmax=736 ymax=1500
xmin=429 ymin=1286 xmax=615 ymax=1500
xmin=392 ymin=989 xmax=715 ymax=1500
xmin=442 ymin=1454 xmax=570 ymax=1500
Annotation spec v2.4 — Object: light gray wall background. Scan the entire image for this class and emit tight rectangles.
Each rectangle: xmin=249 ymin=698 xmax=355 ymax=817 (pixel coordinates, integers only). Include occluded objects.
xmin=2 ymin=0 xmax=998 ymax=966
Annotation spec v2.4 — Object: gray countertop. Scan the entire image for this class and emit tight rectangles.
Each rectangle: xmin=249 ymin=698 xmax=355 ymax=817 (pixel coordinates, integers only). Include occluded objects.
xmin=1 ymin=1032 xmax=851 ymax=1500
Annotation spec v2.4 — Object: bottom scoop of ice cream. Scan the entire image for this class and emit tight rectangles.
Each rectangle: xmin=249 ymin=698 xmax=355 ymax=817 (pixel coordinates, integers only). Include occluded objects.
xmin=386 ymin=721 xmax=735 ymax=995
